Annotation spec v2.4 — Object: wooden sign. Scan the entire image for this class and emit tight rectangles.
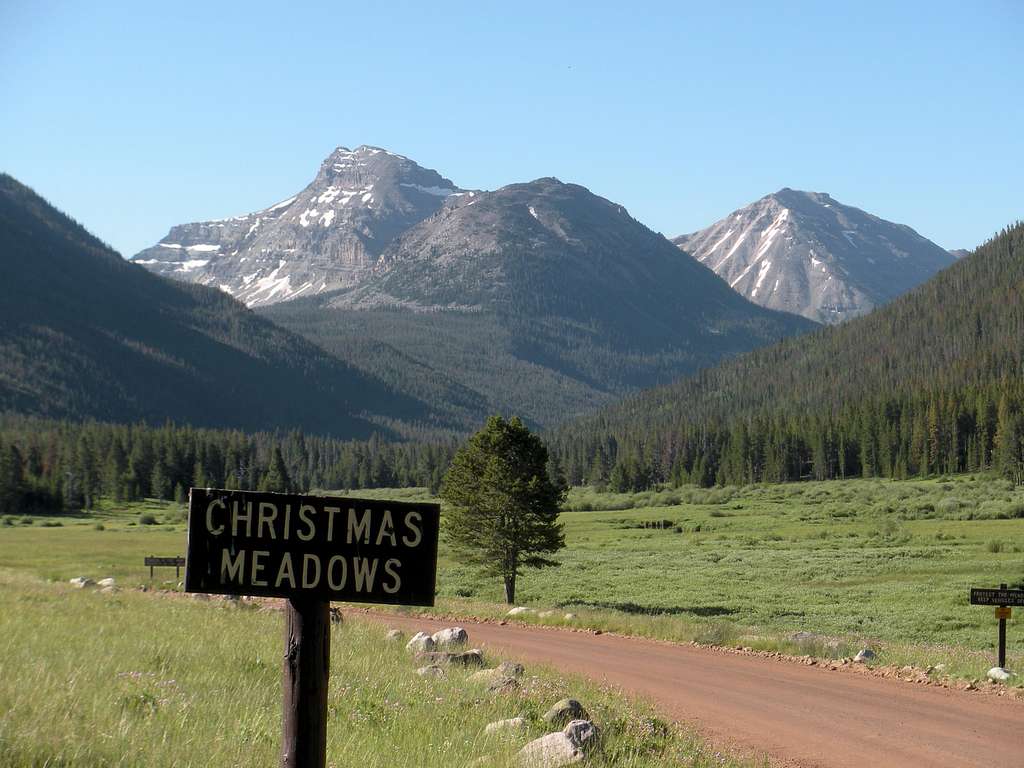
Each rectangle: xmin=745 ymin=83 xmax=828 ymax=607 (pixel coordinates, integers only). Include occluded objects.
xmin=184 ymin=488 xmax=441 ymax=768
xmin=970 ymin=583 xmax=1019 ymax=672
xmin=144 ymin=555 xmax=185 ymax=579
xmin=185 ymin=488 xmax=440 ymax=605
xmin=145 ymin=556 xmax=186 ymax=567
xmin=970 ymin=587 xmax=1024 ymax=607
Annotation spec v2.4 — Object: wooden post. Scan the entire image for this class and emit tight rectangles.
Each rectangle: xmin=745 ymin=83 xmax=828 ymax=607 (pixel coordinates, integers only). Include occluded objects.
xmin=281 ymin=597 xmax=331 ymax=768
xmin=998 ymin=583 xmax=1008 ymax=669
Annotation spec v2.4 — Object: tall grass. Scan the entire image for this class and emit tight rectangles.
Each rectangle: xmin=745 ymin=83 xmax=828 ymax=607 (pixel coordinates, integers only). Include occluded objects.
xmin=0 ymin=570 xmax=749 ymax=767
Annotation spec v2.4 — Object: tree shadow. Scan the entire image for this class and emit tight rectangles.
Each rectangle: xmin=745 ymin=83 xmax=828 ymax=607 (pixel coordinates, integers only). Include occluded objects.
xmin=560 ymin=600 xmax=737 ymax=617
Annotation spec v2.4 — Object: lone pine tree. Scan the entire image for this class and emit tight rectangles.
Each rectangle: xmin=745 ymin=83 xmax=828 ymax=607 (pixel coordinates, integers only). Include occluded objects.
xmin=440 ymin=415 xmax=566 ymax=604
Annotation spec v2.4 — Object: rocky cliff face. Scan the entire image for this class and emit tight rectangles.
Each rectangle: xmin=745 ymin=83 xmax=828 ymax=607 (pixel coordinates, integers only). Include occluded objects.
xmin=673 ymin=189 xmax=956 ymax=323
xmin=132 ymin=146 xmax=463 ymax=306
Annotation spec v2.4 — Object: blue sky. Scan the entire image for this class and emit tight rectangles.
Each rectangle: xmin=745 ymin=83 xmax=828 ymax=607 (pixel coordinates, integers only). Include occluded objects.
xmin=2 ymin=1 xmax=1021 ymax=256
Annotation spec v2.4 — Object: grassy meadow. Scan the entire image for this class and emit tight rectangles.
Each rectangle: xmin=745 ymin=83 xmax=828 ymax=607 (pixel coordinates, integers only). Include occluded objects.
xmin=0 ymin=569 xmax=745 ymax=767
xmin=2 ymin=476 xmax=1023 ymax=688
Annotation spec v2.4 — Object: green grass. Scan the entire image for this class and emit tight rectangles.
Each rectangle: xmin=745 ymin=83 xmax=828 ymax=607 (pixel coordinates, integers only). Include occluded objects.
xmin=2 ymin=475 xmax=1022 ymax=685
xmin=433 ymin=476 xmax=1024 ymax=682
xmin=0 ymin=569 xmax=748 ymax=767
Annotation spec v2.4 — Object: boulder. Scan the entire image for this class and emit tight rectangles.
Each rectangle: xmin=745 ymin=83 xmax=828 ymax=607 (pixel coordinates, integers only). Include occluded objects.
xmin=385 ymin=629 xmax=405 ymax=642
xmin=406 ymin=632 xmax=436 ymax=653
xmin=488 ymin=676 xmax=521 ymax=694
xmin=497 ymin=660 xmax=525 ymax=678
xmin=517 ymin=720 xmax=599 ymax=767
xmin=69 ymin=577 xmax=95 ymax=589
xmin=97 ymin=577 xmax=116 ymax=588
xmin=542 ymin=698 xmax=588 ymax=726
xmin=853 ymin=648 xmax=876 ymax=664
xmin=416 ymin=665 xmax=446 ymax=678
xmin=563 ymin=613 xmax=577 ymax=621
xmin=538 ymin=610 xmax=556 ymax=619
xmin=100 ymin=585 xmax=119 ymax=595
xmin=431 ymin=627 xmax=469 ymax=648
xmin=506 ymin=607 xmax=534 ymax=617
xmin=987 ymin=667 xmax=1016 ymax=683
xmin=473 ymin=660 xmax=526 ymax=684
xmin=416 ymin=649 xmax=484 ymax=667
xmin=485 ymin=716 xmax=527 ymax=735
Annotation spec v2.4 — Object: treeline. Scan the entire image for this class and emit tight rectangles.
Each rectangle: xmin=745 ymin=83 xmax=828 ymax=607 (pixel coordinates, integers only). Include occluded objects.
xmin=550 ymin=222 xmax=1024 ymax=490
xmin=0 ymin=416 xmax=457 ymax=515
xmin=550 ymin=383 xmax=1024 ymax=490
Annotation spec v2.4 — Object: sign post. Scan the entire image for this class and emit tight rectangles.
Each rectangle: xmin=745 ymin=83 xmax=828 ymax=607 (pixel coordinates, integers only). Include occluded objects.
xmin=185 ymin=488 xmax=440 ymax=768
xmin=969 ymin=583 xmax=1024 ymax=670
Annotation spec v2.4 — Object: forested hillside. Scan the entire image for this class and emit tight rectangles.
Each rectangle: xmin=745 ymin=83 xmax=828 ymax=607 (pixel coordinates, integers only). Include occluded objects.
xmin=0 ymin=415 xmax=456 ymax=514
xmin=0 ymin=175 xmax=452 ymax=439
xmin=549 ymin=223 xmax=1024 ymax=489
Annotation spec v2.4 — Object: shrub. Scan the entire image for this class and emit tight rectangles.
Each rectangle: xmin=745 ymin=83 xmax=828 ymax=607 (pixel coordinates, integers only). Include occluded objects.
xmin=94 ymin=523 xmax=105 ymax=531
xmin=138 ymin=514 xmax=158 ymax=526
xmin=986 ymin=539 xmax=1004 ymax=554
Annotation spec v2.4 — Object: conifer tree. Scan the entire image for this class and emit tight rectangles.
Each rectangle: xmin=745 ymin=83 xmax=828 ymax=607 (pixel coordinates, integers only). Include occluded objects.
xmin=441 ymin=416 xmax=566 ymax=604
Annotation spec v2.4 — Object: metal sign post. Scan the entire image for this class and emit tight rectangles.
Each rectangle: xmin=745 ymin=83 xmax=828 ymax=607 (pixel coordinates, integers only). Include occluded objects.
xmin=969 ymin=583 xmax=1024 ymax=670
xmin=184 ymin=488 xmax=441 ymax=768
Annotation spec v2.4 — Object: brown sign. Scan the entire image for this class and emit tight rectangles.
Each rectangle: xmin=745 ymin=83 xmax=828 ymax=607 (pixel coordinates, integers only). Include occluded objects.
xmin=185 ymin=488 xmax=440 ymax=606
xmin=970 ymin=587 xmax=1024 ymax=607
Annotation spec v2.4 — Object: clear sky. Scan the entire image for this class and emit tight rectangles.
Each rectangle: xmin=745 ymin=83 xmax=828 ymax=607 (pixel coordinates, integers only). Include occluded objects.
xmin=2 ymin=1 xmax=1021 ymax=256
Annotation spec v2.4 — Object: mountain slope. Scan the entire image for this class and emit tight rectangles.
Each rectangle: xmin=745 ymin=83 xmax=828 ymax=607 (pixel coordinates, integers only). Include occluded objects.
xmin=266 ymin=178 xmax=816 ymax=428
xmin=551 ymin=222 xmax=1024 ymax=486
xmin=673 ymin=189 xmax=956 ymax=323
xmin=132 ymin=146 xmax=463 ymax=306
xmin=0 ymin=174 xmax=444 ymax=437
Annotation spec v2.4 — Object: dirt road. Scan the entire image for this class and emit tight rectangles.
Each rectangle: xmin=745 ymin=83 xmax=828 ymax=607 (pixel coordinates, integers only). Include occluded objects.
xmin=359 ymin=612 xmax=1023 ymax=768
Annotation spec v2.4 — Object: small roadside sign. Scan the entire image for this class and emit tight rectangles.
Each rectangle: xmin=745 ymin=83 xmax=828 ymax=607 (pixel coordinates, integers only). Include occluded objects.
xmin=970 ymin=587 xmax=1024 ymax=607
xmin=969 ymin=583 xmax=1021 ymax=671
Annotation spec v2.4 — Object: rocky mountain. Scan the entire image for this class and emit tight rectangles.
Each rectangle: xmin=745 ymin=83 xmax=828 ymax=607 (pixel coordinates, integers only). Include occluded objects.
xmin=265 ymin=178 xmax=816 ymax=428
xmin=132 ymin=146 xmax=463 ymax=307
xmin=673 ymin=189 xmax=956 ymax=324
xmin=0 ymin=174 xmax=445 ymax=437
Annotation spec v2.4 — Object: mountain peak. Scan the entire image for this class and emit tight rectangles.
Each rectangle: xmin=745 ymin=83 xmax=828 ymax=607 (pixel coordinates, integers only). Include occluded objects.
xmin=133 ymin=146 xmax=462 ymax=307
xmin=674 ymin=191 xmax=955 ymax=323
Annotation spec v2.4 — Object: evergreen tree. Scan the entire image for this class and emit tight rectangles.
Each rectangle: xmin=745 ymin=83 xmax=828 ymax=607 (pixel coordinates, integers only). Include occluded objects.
xmin=440 ymin=416 xmax=566 ymax=604
xmin=259 ymin=446 xmax=292 ymax=493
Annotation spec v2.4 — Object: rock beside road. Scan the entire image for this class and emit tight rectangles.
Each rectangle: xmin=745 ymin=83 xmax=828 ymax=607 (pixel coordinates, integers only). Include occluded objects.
xmin=406 ymin=631 xmax=436 ymax=653
xmin=853 ymin=648 xmax=876 ymax=663
xmin=431 ymin=627 xmax=469 ymax=648
xmin=543 ymin=698 xmax=588 ymax=726
xmin=385 ymin=629 xmax=405 ymax=642
xmin=517 ymin=719 xmax=599 ymax=767
xmin=416 ymin=649 xmax=485 ymax=667
xmin=987 ymin=667 xmax=1015 ymax=683
xmin=69 ymin=577 xmax=95 ymax=588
